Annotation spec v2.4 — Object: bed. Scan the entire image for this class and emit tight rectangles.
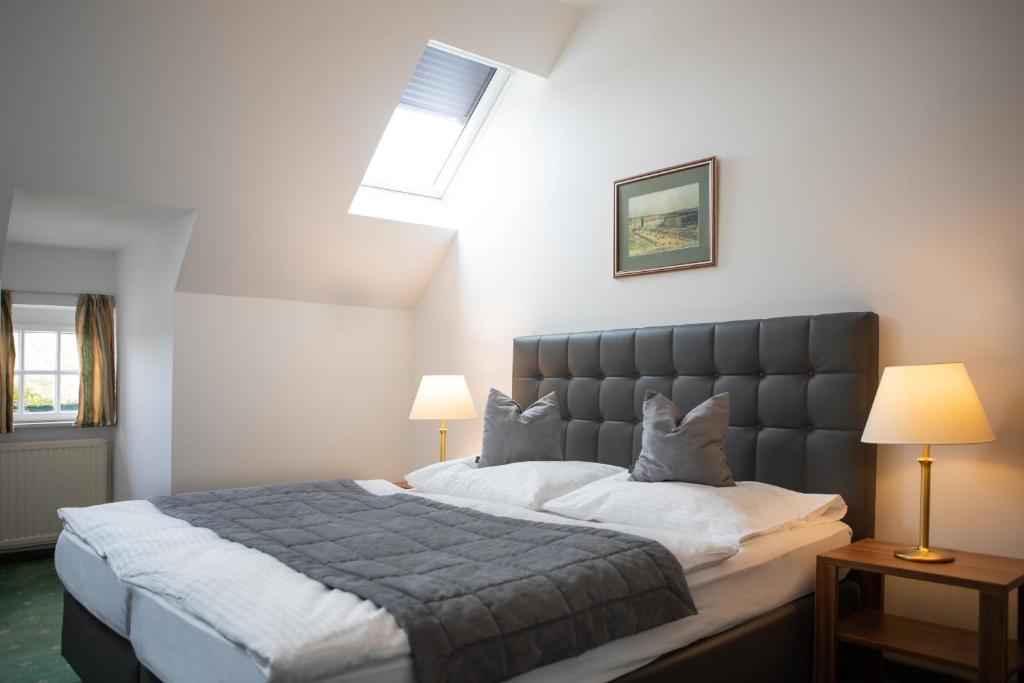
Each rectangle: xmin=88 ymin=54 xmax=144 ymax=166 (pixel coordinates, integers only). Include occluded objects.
xmin=58 ymin=311 xmax=878 ymax=683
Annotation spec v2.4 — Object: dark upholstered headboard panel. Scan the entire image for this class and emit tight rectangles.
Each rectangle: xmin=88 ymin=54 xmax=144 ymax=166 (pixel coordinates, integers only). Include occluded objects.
xmin=512 ymin=312 xmax=878 ymax=540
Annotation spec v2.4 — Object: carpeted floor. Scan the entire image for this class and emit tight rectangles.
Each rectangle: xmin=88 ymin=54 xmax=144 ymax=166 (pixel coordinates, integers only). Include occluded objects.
xmin=0 ymin=558 xmax=78 ymax=683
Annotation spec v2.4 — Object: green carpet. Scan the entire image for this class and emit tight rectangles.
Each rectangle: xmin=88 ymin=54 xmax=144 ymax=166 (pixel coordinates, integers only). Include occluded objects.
xmin=0 ymin=559 xmax=78 ymax=683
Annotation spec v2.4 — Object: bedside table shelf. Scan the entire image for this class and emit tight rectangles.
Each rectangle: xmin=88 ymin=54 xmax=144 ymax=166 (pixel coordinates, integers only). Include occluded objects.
xmin=838 ymin=609 xmax=1024 ymax=675
xmin=815 ymin=539 xmax=1024 ymax=683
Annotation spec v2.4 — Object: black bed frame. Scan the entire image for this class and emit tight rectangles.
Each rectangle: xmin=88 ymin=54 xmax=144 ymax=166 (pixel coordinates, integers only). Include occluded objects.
xmin=62 ymin=312 xmax=879 ymax=682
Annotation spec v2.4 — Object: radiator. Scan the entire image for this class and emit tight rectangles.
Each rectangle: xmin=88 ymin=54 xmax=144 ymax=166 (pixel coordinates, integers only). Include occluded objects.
xmin=0 ymin=438 xmax=110 ymax=550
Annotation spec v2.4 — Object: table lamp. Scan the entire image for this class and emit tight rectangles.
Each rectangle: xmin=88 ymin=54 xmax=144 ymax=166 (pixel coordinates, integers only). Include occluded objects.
xmin=409 ymin=375 xmax=477 ymax=462
xmin=862 ymin=362 xmax=995 ymax=563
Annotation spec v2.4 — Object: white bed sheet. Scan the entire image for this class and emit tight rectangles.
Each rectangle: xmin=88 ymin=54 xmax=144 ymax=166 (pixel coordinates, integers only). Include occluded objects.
xmin=126 ymin=520 xmax=851 ymax=683
xmin=131 ymin=588 xmax=415 ymax=683
xmin=57 ymin=507 xmax=850 ymax=683
xmin=58 ymin=479 xmax=749 ymax=682
xmin=55 ymin=531 xmax=132 ymax=637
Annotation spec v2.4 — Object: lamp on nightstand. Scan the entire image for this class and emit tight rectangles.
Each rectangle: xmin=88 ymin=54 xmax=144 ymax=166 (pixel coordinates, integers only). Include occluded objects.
xmin=862 ymin=363 xmax=995 ymax=563
xmin=409 ymin=375 xmax=477 ymax=462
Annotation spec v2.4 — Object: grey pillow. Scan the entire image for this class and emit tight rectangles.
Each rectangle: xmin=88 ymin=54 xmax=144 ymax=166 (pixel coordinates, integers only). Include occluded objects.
xmin=479 ymin=388 xmax=563 ymax=468
xmin=631 ymin=391 xmax=735 ymax=486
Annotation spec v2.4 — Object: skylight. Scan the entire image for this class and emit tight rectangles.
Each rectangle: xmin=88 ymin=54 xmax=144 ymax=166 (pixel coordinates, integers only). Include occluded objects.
xmin=361 ymin=43 xmax=510 ymax=199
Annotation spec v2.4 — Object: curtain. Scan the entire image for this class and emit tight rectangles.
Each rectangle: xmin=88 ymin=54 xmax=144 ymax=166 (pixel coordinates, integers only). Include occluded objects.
xmin=0 ymin=291 xmax=13 ymax=433
xmin=75 ymin=294 xmax=117 ymax=427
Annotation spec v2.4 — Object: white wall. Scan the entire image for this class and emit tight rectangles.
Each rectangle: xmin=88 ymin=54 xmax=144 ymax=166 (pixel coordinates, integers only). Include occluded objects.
xmin=114 ymin=216 xmax=193 ymax=500
xmin=413 ymin=0 xmax=1024 ymax=634
xmin=0 ymin=188 xmax=12 ymax=271
xmin=0 ymin=242 xmax=117 ymax=295
xmin=172 ymin=293 xmax=413 ymax=493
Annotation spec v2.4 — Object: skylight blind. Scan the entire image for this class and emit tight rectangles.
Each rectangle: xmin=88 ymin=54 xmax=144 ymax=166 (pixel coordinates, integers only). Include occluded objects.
xmin=399 ymin=45 xmax=497 ymax=124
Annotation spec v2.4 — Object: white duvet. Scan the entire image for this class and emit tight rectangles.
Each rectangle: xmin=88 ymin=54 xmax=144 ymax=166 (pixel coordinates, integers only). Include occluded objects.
xmin=57 ymin=479 xmax=832 ymax=682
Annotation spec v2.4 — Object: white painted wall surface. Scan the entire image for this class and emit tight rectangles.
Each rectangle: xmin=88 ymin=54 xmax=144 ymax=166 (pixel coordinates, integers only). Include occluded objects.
xmin=413 ymin=0 xmax=1024 ymax=634
xmin=0 ymin=194 xmax=193 ymax=499
xmin=0 ymin=243 xmax=117 ymax=295
xmin=172 ymin=293 xmax=413 ymax=493
xmin=114 ymin=215 xmax=193 ymax=500
xmin=0 ymin=188 xmax=12 ymax=271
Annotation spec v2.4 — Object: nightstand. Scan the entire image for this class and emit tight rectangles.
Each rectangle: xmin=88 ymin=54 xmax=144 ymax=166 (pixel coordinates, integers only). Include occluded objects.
xmin=814 ymin=539 xmax=1024 ymax=683
xmin=392 ymin=480 xmax=413 ymax=490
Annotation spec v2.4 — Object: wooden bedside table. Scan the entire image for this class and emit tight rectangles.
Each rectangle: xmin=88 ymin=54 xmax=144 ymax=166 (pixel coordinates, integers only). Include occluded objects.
xmin=814 ymin=539 xmax=1024 ymax=683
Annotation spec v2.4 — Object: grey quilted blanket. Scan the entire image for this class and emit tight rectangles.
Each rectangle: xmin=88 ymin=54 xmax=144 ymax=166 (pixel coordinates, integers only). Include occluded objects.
xmin=152 ymin=480 xmax=696 ymax=683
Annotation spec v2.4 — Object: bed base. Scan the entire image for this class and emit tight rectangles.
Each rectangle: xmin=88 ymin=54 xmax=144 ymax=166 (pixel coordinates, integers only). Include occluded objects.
xmin=61 ymin=579 xmax=861 ymax=683
xmin=61 ymin=590 xmax=141 ymax=683
xmin=619 ymin=577 xmax=861 ymax=682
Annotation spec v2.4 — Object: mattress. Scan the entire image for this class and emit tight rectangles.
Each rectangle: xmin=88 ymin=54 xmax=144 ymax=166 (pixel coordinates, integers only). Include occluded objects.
xmin=56 ymin=531 xmax=132 ymax=637
xmin=57 ymin=517 xmax=851 ymax=682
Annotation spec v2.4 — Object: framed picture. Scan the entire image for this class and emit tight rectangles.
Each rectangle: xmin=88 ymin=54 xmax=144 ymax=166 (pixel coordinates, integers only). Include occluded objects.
xmin=613 ymin=157 xmax=717 ymax=277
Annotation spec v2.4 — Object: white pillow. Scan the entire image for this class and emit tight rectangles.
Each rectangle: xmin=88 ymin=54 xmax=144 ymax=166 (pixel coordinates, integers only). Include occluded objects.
xmin=542 ymin=472 xmax=847 ymax=544
xmin=404 ymin=457 xmax=626 ymax=510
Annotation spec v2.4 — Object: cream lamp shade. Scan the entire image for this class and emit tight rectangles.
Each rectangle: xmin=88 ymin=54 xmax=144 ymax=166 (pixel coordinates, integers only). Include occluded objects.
xmin=409 ymin=375 xmax=476 ymax=463
xmin=408 ymin=375 xmax=477 ymax=421
xmin=862 ymin=363 xmax=995 ymax=445
xmin=861 ymin=362 xmax=994 ymax=563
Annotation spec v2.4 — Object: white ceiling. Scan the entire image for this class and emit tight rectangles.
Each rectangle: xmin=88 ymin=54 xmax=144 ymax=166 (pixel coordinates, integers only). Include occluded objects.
xmin=0 ymin=0 xmax=580 ymax=309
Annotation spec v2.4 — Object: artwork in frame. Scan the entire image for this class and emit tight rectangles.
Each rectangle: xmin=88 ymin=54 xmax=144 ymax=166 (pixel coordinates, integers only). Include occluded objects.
xmin=614 ymin=157 xmax=717 ymax=277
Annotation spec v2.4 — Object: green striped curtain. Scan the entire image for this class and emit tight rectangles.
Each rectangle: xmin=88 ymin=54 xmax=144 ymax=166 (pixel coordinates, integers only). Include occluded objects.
xmin=0 ymin=291 xmax=13 ymax=433
xmin=75 ymin=294 xmax=117 ymax=427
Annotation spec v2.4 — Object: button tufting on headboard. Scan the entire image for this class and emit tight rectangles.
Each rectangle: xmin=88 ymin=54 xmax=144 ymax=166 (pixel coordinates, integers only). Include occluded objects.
xmin=512 ymin=312 xmax=879 ymax=540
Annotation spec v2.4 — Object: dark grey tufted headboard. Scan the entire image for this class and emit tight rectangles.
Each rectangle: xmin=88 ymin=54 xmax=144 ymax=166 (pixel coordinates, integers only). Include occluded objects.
xmin=512 ymin=312 xmax=878 ymax=540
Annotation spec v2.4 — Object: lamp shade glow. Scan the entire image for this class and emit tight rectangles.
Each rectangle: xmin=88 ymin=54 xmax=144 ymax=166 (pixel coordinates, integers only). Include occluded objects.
xmin=862 ymin=363 xmax=995 ymax=445
xmin=409 ymin=375 xmax=477 ymax=421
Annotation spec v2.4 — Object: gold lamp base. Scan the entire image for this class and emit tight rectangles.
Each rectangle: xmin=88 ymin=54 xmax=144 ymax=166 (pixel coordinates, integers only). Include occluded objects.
xmin=894 ymin=546 xmax=955 ymax=563
xmin=893 ymin=444 xmax=955 ymax=564
xmin=438 ymin=418 xmax=448 ymax=463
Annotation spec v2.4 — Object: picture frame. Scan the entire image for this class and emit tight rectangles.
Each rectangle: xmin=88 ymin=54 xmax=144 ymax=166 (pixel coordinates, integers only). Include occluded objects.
xmin=613 ymin=157 xmax=717 ymax=278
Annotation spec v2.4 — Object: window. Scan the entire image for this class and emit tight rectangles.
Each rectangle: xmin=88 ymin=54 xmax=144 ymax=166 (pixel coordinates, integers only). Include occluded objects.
xmin=360 ymin=42 xmax=511 ymax=198
xmin=12 ymin=324 xmax=79 ymax=423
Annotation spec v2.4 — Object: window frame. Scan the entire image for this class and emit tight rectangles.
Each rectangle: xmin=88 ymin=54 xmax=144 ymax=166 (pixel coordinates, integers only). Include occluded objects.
xmin=359 ymin=42 xmax=513 ymax=199
xmin=12 ymin=322 xmax=80 ymax=424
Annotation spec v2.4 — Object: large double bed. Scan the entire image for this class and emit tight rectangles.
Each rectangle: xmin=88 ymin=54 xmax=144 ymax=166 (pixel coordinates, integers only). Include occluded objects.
xmin=57 ymin=312 xmax=878 ymax=683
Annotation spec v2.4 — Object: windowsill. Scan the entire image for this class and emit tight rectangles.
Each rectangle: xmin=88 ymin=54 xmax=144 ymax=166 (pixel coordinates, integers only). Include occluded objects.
xmin=13 ymin=421 xmax=76 ymax=429
xmin=348 ymin=185 xmax=453 ymax=229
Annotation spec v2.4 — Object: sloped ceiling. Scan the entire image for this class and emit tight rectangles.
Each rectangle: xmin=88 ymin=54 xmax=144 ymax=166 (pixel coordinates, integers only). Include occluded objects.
xmin=0 ymin=0 xmax=579 ymax=309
